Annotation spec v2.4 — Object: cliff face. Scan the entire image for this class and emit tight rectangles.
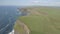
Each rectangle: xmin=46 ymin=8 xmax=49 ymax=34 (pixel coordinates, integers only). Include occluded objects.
xmin=18 ymin=8 xmax=31 ymax=16
xmin=18 ymin=7 xmax=49 ymax=16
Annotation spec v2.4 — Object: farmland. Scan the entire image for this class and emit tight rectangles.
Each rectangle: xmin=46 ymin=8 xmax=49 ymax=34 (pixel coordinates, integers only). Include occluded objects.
xmin=15 ymin=6 xmax=60 ymax=34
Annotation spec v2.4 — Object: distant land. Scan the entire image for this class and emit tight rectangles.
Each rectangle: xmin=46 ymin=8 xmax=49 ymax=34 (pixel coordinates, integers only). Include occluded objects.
xmin=15 ymin=6 xmax=60 ymax=34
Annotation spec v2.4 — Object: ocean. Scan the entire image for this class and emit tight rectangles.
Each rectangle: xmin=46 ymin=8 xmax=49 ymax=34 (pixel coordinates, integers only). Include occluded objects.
xmin=0 ymin=6 xmax=21 ymax=34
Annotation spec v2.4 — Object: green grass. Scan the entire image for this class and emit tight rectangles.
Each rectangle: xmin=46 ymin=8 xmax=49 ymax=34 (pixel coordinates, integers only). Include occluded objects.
xmin=14 ymin=23 xmax=24 ymax=34
xmin=15 ymin=7 xmax=60 ymax=34
xmin=19 ymin=16 xmax=60 ymax=34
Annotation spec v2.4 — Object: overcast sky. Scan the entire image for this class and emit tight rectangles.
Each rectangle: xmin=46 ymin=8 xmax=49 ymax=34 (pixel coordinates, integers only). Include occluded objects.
xmin=0 ymin=0 xmax=60 ymax=6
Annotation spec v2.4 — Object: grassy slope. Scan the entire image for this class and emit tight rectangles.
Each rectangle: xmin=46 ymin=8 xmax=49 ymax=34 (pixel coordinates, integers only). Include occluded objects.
xmin=14 ymin=22 xmax=24 ymax=34
xmin=15 ymin=7 xmax=60 ymax=34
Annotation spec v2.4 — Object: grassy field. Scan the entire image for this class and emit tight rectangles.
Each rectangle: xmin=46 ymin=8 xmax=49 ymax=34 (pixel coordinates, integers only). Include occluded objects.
xmin=15 ymin=7 xmax=60 ymax=34
xmin=14 ymin=22 xmax=24 ymax=34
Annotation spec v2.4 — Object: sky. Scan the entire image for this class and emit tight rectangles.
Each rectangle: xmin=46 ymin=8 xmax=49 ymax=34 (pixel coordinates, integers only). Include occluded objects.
xmin=0 ymin=0 xmax=60 ymax=6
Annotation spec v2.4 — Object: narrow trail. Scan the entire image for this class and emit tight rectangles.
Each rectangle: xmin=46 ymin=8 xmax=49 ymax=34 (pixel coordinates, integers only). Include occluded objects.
xmin=14 ymin=29 xmax=20 ymax=34
xmin=16 ymin=20 xmax=30 ymax=34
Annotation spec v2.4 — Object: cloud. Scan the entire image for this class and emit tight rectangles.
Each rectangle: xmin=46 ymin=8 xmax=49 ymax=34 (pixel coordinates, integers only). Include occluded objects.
xmin=32 ymin=1 xmax=40 ymax=3
xmin=31 ymin=0 xmax=60 ymax=6
xmin=51 ymin=2 xmax=60 ymax=6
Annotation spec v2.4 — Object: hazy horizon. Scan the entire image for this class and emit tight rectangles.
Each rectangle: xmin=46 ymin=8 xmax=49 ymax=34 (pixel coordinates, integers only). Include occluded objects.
xmin=0 ymin=0 xmax=60 ymax=6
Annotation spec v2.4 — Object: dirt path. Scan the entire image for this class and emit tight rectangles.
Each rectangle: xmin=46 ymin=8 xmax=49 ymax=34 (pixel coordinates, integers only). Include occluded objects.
xmin=14 ymin=30 xmax=20 ymax=34
xmin=16 ymin=20 xmax=30 ymax=34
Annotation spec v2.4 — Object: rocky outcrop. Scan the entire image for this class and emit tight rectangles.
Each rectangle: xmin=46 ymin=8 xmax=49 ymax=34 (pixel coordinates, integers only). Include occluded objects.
xmin=18 ymin=8 xmax=31 ymax=16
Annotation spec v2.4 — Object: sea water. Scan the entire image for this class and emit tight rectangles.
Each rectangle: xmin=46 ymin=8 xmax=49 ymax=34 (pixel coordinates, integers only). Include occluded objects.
xmin=0 ymin=6 xmax=21 ymax=34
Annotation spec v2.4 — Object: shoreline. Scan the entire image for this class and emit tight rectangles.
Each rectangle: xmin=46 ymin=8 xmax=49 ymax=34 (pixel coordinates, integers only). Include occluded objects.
xmin=15 ymin=20 xmax=30 ymax=34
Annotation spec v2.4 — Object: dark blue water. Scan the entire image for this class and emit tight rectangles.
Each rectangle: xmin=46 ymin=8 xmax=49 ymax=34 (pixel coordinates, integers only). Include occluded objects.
xmin=0 ymin=6 xmax=21 ymax=34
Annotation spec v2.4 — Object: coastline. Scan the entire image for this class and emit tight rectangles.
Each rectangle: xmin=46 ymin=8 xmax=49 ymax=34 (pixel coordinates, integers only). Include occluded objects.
xmin=15 ymin=20 xmax=30 ymax=34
